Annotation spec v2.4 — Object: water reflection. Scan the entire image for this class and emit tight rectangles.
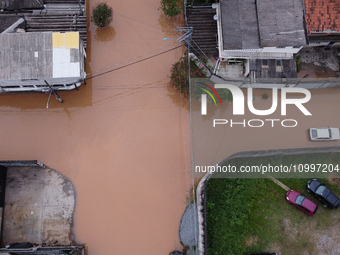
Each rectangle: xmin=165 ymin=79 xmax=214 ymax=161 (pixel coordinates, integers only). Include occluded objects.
xmin=157 ymin=13 xmax=184 ymax=39
xmin=166 ymin=83 xmax=190 ymax=111
xmin=94 ymin=25 xmax=116 ymax=42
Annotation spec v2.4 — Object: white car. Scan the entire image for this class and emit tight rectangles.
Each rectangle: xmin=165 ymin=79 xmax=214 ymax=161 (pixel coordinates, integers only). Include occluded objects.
xmin=309 ymin=127 xmax=340 ymax=141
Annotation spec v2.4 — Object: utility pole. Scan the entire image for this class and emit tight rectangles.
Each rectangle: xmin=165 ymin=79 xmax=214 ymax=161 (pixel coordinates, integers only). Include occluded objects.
xmin=175 ymin=27 xmax=193 ymax=58
xmin=175 ymin=27 xmax=213 ymax=75
xmin=44 ymin=80 xmax=63 ymax=103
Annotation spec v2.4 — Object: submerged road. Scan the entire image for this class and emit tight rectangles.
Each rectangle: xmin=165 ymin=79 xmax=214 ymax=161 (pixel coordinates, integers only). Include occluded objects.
xmin=0 ymin=0 xmax=191 ymax=253
xmin=1 ymin=0 xmax=340 ymax=254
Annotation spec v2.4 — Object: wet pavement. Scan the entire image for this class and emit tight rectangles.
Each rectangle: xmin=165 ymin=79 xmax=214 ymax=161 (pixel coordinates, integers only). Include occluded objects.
xmin=191 ymin=86 xmax=340 ymax=175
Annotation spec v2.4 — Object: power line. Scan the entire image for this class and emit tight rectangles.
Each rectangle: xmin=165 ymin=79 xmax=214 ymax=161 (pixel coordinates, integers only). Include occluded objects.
xmin=115 ymin=12 xmax=178 ymax=36
xmin=86 ymin=42 xmax=179 ymax=77
xmin=86 ymin=44 xmax=184 ymax=81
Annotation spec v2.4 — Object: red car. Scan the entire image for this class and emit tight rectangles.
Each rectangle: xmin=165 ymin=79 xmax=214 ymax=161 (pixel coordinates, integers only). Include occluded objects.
xmin=286 ymin=190 xmax=318 ymax=216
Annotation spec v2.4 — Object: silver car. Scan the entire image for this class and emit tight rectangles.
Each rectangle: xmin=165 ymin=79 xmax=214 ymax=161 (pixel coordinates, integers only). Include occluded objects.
xmin=309 ymin=127 xmax=340 ymax=141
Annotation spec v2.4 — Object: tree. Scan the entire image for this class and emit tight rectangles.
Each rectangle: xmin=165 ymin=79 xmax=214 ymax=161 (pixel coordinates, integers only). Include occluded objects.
xmin=91 ymin=2 xmax=113 ymax=28
xmin=159 ymin=0 xmax=182 ymax=17
xmin=169 ymin=57 xmax=206 ymax=98
xmin=169 ymin=57 xmax=233 ymax=102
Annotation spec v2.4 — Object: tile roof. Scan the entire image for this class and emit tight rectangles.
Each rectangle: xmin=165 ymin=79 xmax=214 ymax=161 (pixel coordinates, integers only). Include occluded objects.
xmin=304 ymin=0 xmax=340 ymax=33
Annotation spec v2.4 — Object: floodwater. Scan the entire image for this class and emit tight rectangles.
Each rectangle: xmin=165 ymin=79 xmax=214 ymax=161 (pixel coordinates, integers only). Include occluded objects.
xmin=1 ymin=1 xmax=340 ymax=254
xmin=192 ymin=87 xmax=340 ymax=172
xmin=0 ymin=0 xmax=191 ymax=254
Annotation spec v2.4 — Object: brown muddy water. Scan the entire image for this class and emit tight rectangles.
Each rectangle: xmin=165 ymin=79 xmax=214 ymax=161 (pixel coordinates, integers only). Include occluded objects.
xmin=1 ymin=1 xmax=340 ymax=254
xmin=0 ymin=0 xmax=191 ymax=254
xmin=192 ymin=87 xmax=340 ymax=171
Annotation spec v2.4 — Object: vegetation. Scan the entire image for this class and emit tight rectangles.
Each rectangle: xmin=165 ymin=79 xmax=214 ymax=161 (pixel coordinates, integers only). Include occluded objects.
xmin=262 ymin=92 xmax=269 ymax=100
xmin=159 ymin=0 xmax=182 ymax=17
xmin=296 ymin=55 xmax=302 ymax=73
xmin=90 ymin=2 xmax=113 ymax=28
xmin=169 ymin=57 xmax=233 ymax=101
xmin=192 ymin=81 xmax=233 ymax=103
xmin=169 ymin=57 xmax=206 ymax=97
xmin=213 ymin=152 xmax=340 ymax=178
xmin=206 ymin=153 xmax=340 ymax=255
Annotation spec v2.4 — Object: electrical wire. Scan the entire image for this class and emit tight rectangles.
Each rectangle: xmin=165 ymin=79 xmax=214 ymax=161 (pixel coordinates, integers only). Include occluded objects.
xmin=86 ymin=44 xmax=184 ymax=81
xmin=115 ymin=12 xmax=179 ymax=36
xmin=86 ymin=41 xmax=179 ymax=77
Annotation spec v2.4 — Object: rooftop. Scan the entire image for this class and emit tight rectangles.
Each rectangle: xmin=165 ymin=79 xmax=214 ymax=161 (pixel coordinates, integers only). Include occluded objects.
xmin=0 ymin=32 xmax=82 ymax=81
xmin=304 ymin=0 xmax=340 ymax=33
xmin=186 ymin=6 xmax=218 ymax=54
xmin=1 ymin=0 xmax=43 ymax=11
xmin=220 ymin=0 xmax=260 ymax=49
xmin=0 ymin=15 xmax=25 ymax=33
xmin=1 ymin=165 xmax=75 ymax=246
xmin=220 ymin=0 xmax=307 ymax=49
xmin=249 ymin=58 xmax=298 ymax=79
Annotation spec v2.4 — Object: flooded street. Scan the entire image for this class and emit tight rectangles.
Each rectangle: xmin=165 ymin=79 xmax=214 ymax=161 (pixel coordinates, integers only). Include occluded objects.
xmin=192 ymin=87 xmax=340 ymax=172
xmin=0 ymin=0 xmax=191 ymax=254
xmin=1 ymin=0 xmax=340 ymax=254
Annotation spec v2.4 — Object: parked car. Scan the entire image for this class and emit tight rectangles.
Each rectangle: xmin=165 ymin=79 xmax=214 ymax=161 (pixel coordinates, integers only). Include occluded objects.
xmin=286 ymin=190 xmax=318 ymax=216
xmin=309 ymin=127 xmax=340 ymax=141
xmin=169 ymin=252 xmax=183 ymax=255
xmin=307 ymin=179 xmax=340 ymax=209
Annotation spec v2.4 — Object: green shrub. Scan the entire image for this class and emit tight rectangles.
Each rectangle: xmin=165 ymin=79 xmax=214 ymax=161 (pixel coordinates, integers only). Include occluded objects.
xmin=206 ymin=152 xmax=340 ymax=254
xmin=296 ymin=55 xmax=302 ymax=73
xmin=90 ymin=2 xmax=113 ymax=28
xmin=169 ymin=57 xmax=206 ymax=97
xmin=159 ymin=0 xmax=182 ymax=17
xmin=262 ymin=92 xmax=269 ymax=100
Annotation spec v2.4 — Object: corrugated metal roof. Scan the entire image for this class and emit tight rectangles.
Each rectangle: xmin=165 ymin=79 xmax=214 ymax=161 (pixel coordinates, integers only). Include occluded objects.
xmin=0 ymin=32 xmax=81 ymax=81
xmin=220 ymin=0 xmax=307 ymax=49
xmin=220 ymin=0 xmax=260 ymax=50
xmin=2 ymin=0 xmax=43 ymax=10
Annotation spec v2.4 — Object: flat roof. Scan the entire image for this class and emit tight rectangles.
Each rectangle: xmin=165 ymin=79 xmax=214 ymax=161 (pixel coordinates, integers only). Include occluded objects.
xmin=220 ymin=0 xmax=307 ymax=49
xmin=0 ymin=32 xmax=81 ymax=81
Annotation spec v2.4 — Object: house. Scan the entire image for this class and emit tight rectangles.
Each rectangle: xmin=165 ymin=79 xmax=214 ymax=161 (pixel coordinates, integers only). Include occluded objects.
xmin=304 ymin=0 xmax=340 ymax=45
xmin=0 ymin=0 xmax=86 ymax=45
xmin=0 ymin=31 xmax=86 ymax=92
xmin=216 ymin=0 xmax=307 ymax=59
xmin=0 ymin=160 xmax=85 ymax=255
xmin=214 ymin=0 xmax=308 ymax=80
xmin=0 ymin=0 xmax=87 ymax=93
